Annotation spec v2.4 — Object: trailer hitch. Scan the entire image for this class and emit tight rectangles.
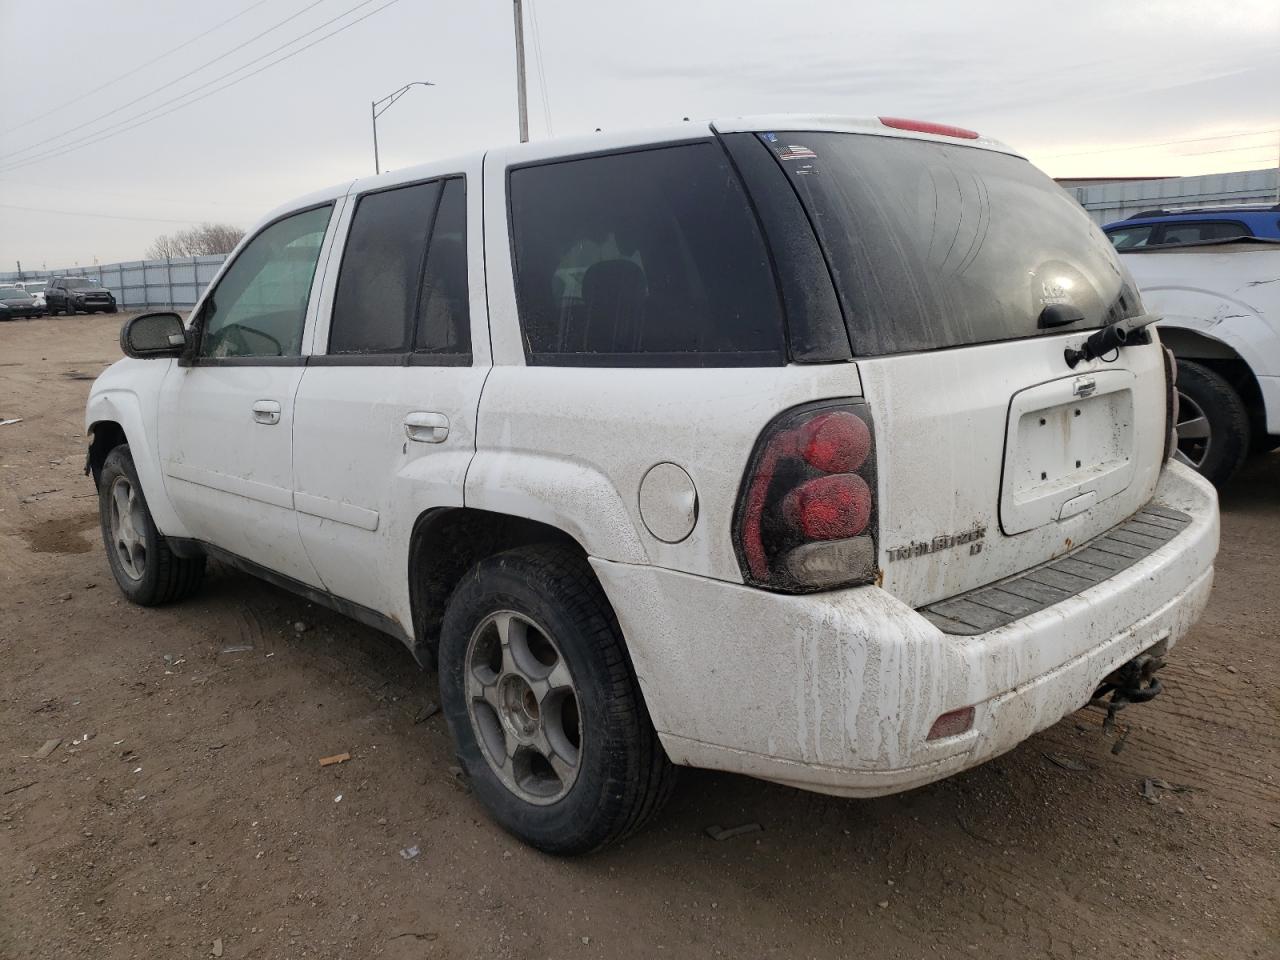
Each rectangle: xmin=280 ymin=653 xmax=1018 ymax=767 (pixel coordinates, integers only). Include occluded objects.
xmin=1089 ymin=653 xmax=1165 ymax=734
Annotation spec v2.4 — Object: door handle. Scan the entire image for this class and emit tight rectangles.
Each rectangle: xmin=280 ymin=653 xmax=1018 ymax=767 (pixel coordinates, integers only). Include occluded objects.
xmin=404 ymin=411 xmax=449 ymax=443
xmin=251 ymin=400 xmax=281 ymax=425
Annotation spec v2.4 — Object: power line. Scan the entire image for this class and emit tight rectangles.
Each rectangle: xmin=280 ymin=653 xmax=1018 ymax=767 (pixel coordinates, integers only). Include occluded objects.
xmin=0 ymin=202 xmax=208 ymax=224
xmin=0 ymin=0 xmax=333 ymax=163
xmin=7 ymin=1 xmax=272 ymax=134
xmin=0 ymin=0 xmax=403 ymax=175
xmin=1038 ymin=128 xmax=1280 ymax=159
xmin=528 ymin=0 xmax=553 ymax=136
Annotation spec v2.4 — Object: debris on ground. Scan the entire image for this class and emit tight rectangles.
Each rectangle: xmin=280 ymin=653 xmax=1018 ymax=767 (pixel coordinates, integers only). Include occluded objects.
xmin=333 ymin=794 xmax=342 ymax=803
xmin=1140 ymin=777 xmax=1193 ymax=804
xmin=705 ymin=822 xmax=762 ymax=841
xmin=0 ymin=417 xmax=22 ymax=426
xmin=414 ymin=701 xmax=440 ymax=723
xmin=211 ymin=937 xmax=223 ymax=957
xmin=1044 ymin=753 xmax=1088 ymax=772
xmin=399 ymin=845 xmax=420 ymax=860
xmin=319 ymin=752 xmax=351 ymax=767
xmin=32 ymin=738 xmax=61 ymax=760
xmin=293 ymin=621 xmax=309 ymax=634
xmin=2 ymin=780 xmax=37 ymax=796
xmin=220 ymin=644 xmax=254 ymax=654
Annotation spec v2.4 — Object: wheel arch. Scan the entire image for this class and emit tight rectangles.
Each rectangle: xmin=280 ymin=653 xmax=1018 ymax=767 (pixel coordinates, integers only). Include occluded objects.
xmin=406 ymin=507 xmax=587 ymax=662
xmin=84 ymin=387 xmax=189 ymax=538
xmin=1159 ymin=326 xmax=1267 ymax=428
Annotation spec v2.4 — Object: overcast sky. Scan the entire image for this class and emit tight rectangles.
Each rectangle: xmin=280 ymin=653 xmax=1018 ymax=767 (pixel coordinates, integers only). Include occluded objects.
xmin=1 ymin=0 xmax=1277 ymax=268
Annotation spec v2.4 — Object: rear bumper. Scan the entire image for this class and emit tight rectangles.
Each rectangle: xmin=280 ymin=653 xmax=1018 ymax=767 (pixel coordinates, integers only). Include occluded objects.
xmin=592 ymin=461 xmax=1218 ymax=797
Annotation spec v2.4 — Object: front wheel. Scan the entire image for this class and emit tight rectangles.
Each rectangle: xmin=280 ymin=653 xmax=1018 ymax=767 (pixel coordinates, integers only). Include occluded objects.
xmin=1174 ymin=360 xmax=1250 ymax=486
xmin=98 ymin=445 xmax=205 ymax=605
xmin=438 ymin=545 xmax=675 ymax=855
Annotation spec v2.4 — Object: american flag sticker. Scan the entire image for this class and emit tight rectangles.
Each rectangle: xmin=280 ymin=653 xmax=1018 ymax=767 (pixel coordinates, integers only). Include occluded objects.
xmin=778 ymin=144 xmax=817 ymax=160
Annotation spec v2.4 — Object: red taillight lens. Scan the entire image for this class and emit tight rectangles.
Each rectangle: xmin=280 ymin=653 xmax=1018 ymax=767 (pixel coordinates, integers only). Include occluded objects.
xmin=782 ymin=474 xmax=872 ymax=541
xmin=878 ymin=116 xmax=980 ymax=140
xmin=734 ymin=400 xmax=877 ymax=592
xmin=799 ymin=411 xmax=871 ymax=473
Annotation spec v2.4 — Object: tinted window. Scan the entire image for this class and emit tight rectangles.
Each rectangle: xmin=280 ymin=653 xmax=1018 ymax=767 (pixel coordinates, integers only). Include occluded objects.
xmin=199 ymin=205 xmax=331 ymax=358
xmin=509 ymin=143 xmax=784 ymax=365
xmin=1106 ymin=225 xmax=1155 ymax=249
xmin=415 ymin=178 xmax=470 ymax=356
xmin=329 ymin=181 xmax=440 ymax=354
xmin=1159 ymin=220 xmax=1251 ymax=245
xmin=764 ymin=133 xmax=1141 ymax=356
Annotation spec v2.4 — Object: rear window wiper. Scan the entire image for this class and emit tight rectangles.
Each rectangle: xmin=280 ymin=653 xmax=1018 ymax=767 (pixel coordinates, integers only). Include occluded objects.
xmin=1064 ymin=313 xmax=1159 ymax=368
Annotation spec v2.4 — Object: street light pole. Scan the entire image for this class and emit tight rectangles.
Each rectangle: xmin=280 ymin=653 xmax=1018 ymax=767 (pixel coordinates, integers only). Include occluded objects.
xmin=513 ymin=0 xmax=528 ymax=143
xmin=371 ymin=81 xmax=435 ymax=175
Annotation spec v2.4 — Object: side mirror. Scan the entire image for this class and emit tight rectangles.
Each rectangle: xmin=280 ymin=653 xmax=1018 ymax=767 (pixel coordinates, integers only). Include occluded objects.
xmin=120 ymin=312 xmax=188 ymax=359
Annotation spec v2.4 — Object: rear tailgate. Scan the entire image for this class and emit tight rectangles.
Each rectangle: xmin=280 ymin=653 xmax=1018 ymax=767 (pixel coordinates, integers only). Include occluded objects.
xmin=857 ymin=335 xmax=1164 ymax=607
xmin=753 ymin=126 xmax=1165 ymax=609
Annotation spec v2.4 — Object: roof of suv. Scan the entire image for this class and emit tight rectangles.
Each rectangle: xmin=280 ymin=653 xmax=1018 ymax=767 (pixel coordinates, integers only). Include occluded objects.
xmin=1104 ymin=207 xmax=1280 ymax=233
xmin=257 ymin=115 xmax=1023 ymax=232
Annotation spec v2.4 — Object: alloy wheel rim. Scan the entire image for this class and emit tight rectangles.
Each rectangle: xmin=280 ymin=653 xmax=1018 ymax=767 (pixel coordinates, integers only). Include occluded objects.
xmin=1174 ymin=390 xmax=1211 ymax=470
xmin=108 ymin=476 xmax=147 ymax=581
xmin=464 ymin=610 xmax=582 ymax=805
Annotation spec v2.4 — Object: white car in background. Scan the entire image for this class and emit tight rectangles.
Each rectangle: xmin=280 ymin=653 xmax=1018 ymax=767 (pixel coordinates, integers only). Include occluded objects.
xmin=15 ymin=281 xmax=46 ymax=310
xmin=1119 ymin=238 xmax=1280 ymax=484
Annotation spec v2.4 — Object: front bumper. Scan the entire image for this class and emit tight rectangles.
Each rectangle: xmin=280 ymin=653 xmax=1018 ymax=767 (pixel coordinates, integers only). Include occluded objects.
xmin=592 ymin=461 xmax=1219 ymax=797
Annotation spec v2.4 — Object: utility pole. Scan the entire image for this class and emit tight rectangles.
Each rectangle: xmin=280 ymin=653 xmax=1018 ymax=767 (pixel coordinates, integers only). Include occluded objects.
xmin=513 ymin=0 xmax=529 ymax=143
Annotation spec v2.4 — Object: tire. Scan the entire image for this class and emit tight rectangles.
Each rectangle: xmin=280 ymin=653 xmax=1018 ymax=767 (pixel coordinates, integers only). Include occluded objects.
xmin=1174 ymin=360 xmax=1250 ymax=486
xmin=438 ymin=544 xmax=675 ymax=855
xmin=107 ymin=305 xmax=118 ymax=314
xmin=98 ymin=445 xmax=205 ymax=605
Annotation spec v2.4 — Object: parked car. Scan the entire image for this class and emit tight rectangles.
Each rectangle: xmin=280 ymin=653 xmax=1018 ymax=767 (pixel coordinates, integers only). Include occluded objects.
xmin=46 ymin=276 xmax=117 ymax=314
xmin=14 ymin=281 xmax=47 ymax=310
xmin=85 ymin=116 xmax=1219 ymax=854
xmin=1104 ymin=205 xmax=1280 ymax=249
xmin=0 ymin=284 xmax=43 ymax=319
xmin=1119 ymin=237 xmax=1280 ymax=484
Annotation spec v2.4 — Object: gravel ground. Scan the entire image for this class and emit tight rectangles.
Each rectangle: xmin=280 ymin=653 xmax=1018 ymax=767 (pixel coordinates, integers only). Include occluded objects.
xmin=2 ymin=313 xmax=1277 ymax=959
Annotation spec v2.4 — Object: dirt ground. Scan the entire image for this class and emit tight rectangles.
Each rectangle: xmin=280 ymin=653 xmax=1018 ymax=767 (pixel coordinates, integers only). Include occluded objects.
xmin=1 ymin=312 xmax=1277 ymax=960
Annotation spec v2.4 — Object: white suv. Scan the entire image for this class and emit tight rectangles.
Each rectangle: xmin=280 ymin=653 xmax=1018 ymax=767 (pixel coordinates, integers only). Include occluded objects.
xmin=86 ymin=116 xmax=1220 ymax=854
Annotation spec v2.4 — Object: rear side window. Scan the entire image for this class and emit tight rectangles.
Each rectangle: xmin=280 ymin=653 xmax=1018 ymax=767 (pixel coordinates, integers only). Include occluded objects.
xmin=762 ymin=133 xmax=1142 ymax=356
xmin=415 ymin=178 xmax=470 ymax=356
xmin=1158 ymin=220 xmax=1251 ymax=245
xmin=508 ymin=142 xmax=785 ymax=366
xmin=330 ymin=181 xmax=441 ymax=354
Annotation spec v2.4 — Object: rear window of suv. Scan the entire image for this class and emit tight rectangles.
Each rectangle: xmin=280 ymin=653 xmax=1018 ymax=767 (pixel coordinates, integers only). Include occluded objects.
xmin=508 ymin=142 xmax=786 ymax=366
xmin=762 ymin=132 xmax=1141 ymax=356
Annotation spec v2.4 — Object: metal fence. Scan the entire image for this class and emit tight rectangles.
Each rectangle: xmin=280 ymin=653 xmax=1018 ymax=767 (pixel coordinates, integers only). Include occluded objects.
xmin=0 ymin=255 xmax=227 ymax=310
xmin=1064 ymin=168 xmax=1279 ymax=225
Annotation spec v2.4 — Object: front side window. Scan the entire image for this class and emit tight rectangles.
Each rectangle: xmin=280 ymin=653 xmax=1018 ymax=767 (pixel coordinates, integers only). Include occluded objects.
xmin=198 ymin=204 xmax=332 ymax=359
xmin=509 ymin=142 xmax=785 ymax=366
xmin=1106 ymin=225 xmax=1155 ymax=249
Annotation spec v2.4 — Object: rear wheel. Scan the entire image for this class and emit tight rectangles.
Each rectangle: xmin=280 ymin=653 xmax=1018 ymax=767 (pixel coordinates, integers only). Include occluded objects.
xmin=1174 ymin=360 xmax=1250 ymax=486
xmin=98 ymin=445 xmax=205 ymax=605
xmin=438 ymin=544 xmax=675 ymax=854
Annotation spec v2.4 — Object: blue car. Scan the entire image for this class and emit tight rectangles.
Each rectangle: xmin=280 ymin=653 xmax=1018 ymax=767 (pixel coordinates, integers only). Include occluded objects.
xmin=1104 ymin=205 xmax=1280 ymax=249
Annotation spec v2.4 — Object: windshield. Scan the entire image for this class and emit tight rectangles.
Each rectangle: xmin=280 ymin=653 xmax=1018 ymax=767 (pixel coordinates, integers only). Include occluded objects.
xmin=761 ymin=132 xmax=1142 ymax=356
xmin=0 ymin=286 xmax=26 ymax=297
xmin=67 ymin=278 xmax=103 ymax=290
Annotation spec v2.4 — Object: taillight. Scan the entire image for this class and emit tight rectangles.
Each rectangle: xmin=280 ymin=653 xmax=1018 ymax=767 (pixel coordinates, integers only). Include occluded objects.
xmin=733 ymin=401 xmax=877 ymax=592
xmin=1162 ymin=347 xmax=1179 ymax=462
xmin=878 ymin=116 xmax=980 ymax=140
